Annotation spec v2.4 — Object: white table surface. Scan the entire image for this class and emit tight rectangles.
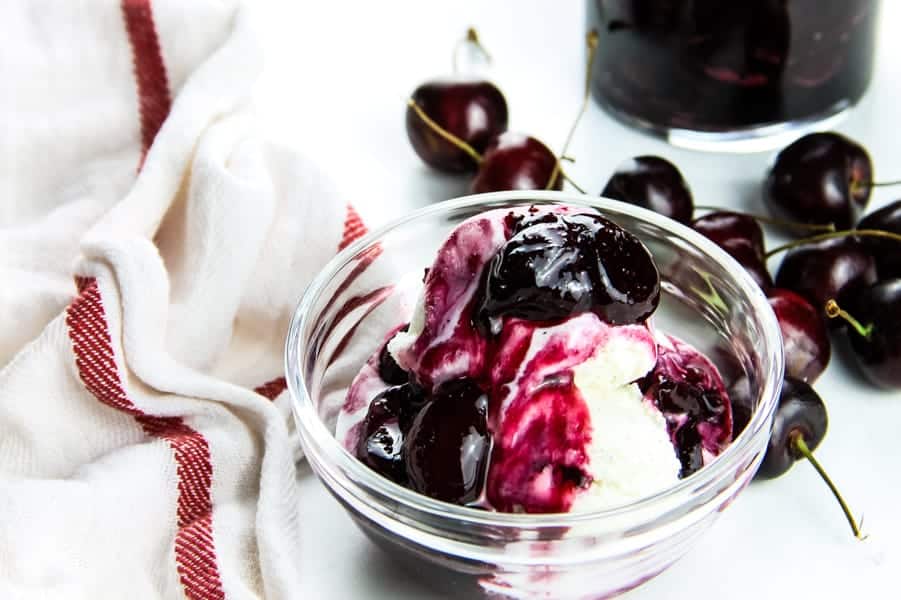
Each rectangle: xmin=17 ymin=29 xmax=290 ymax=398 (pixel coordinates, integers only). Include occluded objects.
xmin=255 ymin=2 xmax=900 ymax=598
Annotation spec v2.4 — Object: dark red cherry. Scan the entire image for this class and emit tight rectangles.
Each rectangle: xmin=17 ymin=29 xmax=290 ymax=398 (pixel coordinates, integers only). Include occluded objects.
xmin=832 ymin=279 xmax=901 ymax=389
xmin=720 ymin=242 xmax=774 ymax=292
xmin=470 ymin=132 xmax=562 ymax=193
xmin=857 ymin=200 xmax=901 ymax=279
xmin=755 ymin=376 xmax=865 ymax=538
xmin=601 ymin=156 xmax=694 ymax=225
xmin=711 ymin=347 xmax=753 ymax=438
xmin=356 ymin=388 xmax=410 ymax=484
xmin=404 ymin=378 xmax=491 ymax=504
xmin=774 ymin=237 xmax=877 ymax=326
xmin=692 ymin=211 xmax=765 ymax=259
xmin=406 ymin=79 xmax=508 ymax=174
xmin=767 ymin=289 xmax=831 ymax=384
xmin=756 ymin=376 xmax=827 ymax=479
xmin=476 ymin=212 xmax=660 ymax=333
xmin=691 ymin=210 xmax=772 ymax=291
xmin=764 ymin=132 xmax=873 ymax=231
xmin=726 ymin=374 xmax=754 ymax=438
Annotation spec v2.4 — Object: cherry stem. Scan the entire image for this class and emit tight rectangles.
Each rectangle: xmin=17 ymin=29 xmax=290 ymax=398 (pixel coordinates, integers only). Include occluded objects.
xmin=453 ymin=27 xmax=492 ymax=74
xmin=693 ymin=206 xmax=836 ymax=233
xmin=764 ymin=228 xmax=901 ymax=258
xmin=824 ymin=299 xmax=873 ymax=339
xmin=790 ymin=432 xmax=866 ymax=540
xmin=545 ymin=29 xmax=599 ymax=190
xmin=855 ymin=179 xmax=901 ymax=189
xmin=406 ymin=99 xmax=483 ymax=164
xmin=562 ymin=171 xmax=587 ymax=194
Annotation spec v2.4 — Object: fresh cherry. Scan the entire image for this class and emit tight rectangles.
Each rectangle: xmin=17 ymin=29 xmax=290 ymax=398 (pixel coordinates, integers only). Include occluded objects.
xmin=767 ymin=288 xmax=831 ymax=384
xmin=757 ymin=376 xmax=827 ymax=479
xmin=404 ymin=378 xmax=491 ymax=504
xmin=602 ymin=156 xmax=694 ymax=225
xmin=719 ymin=241 xmax=774 ymax=292
xmin=406 ymin=80 xmax=508 ymax=174
xmin=692 ymin=211 xmax=765 ymax=259
xmin=476 ymin=212 xmax=660 ymax=332
xmin=773 ymin=237 xmax=877 ymax=326
xmin=711 ymin=346 xmax=753 ymax=437
xmin=409 ymin=31 xmax=600 ymax=195
xmin=405 ymin=28 xmax=508 ymax=174
xmin=857 ymin=199 xmax=901 ymax=279
xmin=764 ymin=132 xmax=873 ymax=231
xmin=756 ymin=376 xmax=864 ymax=539
xmin=470 ymin=132 xmax=562 ymax=193
xmin=692 ymin=210 xmax=772 ymax=291
xmin=827 ymin=279 xmax=901 ymax=389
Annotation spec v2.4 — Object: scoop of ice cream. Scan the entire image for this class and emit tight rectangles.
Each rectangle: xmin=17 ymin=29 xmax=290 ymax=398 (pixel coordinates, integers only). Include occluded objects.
xmin=337 ymin=204 xmax=730 ymax=513
xmin=485 ymin=313 xmax=680 ymax=513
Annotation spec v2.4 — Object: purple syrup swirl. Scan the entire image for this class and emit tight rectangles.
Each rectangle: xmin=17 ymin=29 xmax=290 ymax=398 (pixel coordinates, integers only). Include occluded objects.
xmin=640 ymin=334 xmax=732 ymax=477
xmin=484 ymin=315 xmax=642 ymax=513
xmin=342 ymin=206 xmax=731 ymax=511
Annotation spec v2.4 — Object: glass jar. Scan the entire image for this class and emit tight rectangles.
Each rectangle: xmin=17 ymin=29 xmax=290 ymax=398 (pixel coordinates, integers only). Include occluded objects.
xmin=588 ymin=1 xmax=880 ymax=150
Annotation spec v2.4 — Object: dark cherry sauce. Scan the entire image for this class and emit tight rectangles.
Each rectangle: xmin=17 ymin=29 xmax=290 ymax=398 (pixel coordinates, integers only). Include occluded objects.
xmin=485 ymin=317 xmax=603 ymax=513
xmin=640 ymin=335 xmax=732 ymax=478
xmin=404 ymin=379 xmax=491 ymax=504
xmin=353 ymin=208 xmax=725 ymax=511
xmin=356 ymin=389 xmax=412 ymax=485
xmin=394 ymin=216 xmax=501 ymax=390
xmin=477 ymin=212 xmax=660 ymax=334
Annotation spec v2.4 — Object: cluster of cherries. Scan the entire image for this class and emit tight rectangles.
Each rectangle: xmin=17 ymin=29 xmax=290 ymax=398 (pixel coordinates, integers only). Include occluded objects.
xmin=405 ymin=29 xmax=600 ymax=194
xmin=599 ymin=131 xmax=901 ymax=539
xmin=403 ymin=28 xmax=898 ymax=537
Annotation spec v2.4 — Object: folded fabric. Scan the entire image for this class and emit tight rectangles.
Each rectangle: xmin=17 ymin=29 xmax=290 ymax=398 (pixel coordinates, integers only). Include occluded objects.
xmin=0 ymin=1 xmax=367 ymax=598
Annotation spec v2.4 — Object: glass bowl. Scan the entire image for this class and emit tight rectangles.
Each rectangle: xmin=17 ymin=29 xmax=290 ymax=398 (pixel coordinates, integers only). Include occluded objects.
xmin=285 ymin=191 xmax=784 ymax=599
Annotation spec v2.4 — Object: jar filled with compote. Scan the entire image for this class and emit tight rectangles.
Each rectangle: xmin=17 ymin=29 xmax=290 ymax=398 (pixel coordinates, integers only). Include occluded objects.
xmin=587 ymin=1 xmax=880 ymax=149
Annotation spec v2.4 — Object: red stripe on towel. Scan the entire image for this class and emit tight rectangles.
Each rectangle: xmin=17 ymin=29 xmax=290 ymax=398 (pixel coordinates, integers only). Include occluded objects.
xmin=254 ymin=376 xmax=287 ymax=401
xmin=338 ymin=204 xmax=368 ymax=251
xmin=119 ymin=4 xmax=224 ymax=597
xmin=66 ymin=279 xmax=226 ymax=600
xmin=122 ymin=0 xmax=172 ymax=160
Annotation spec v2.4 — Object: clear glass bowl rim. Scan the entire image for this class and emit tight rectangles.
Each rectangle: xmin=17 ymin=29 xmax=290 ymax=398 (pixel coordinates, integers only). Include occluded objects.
xmin=285 ymin=190 xmax=784 ymax=529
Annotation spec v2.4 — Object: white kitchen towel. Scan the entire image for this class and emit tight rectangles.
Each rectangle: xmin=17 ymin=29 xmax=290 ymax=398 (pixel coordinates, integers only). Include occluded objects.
xmin=0 ymin=1 xmax=369 ymax=599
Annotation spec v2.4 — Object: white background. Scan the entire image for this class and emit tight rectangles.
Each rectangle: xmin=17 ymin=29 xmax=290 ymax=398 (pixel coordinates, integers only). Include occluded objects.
xmin=255 ymin=2 xmax=900 ymax=598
